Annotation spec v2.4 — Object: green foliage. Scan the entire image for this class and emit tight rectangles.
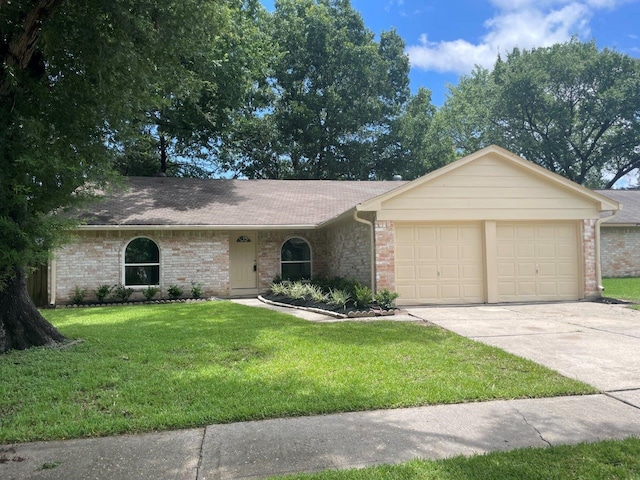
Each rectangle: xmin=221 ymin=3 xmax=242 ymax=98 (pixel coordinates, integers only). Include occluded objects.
xmin=167 ymin=284 xmax=184 ymax=299
xmin=142 ymin=286 xmax=160 ymax=301
xmin=224 ymin=0 xmax=412 ymax=180
xmin=441 ymin=39 xmax=640 ymax=188
xmin=71 ymin=286 xmax=87 ymax=305
xmin=94 ymin=285 xmax=113 ymax=303
xmin=190 ymin=282 xmax=204 ymax=299
xmin=353 ymin=284 xmax=373 ymax=309
xmin=328 ymin=288 xmax=351 ymax=309
xmin=270 ymin=281 xmax=290 ymax=296
xmin=0 ymin=303 xmax=594 ymax=442
xmin=112 ymin=284 xmax=134 ymax=303
xmin=374 ymin=289 xmax=399 ymax=310
xmin=602 ymin=277 xmax=640 ymax=303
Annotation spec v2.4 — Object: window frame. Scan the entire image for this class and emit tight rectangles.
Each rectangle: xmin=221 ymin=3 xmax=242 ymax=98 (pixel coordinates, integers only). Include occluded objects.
xmin=122 ymin=236 xmax=161 ymax=288
xmin=280 ymin=236 xmax=312 ymax=281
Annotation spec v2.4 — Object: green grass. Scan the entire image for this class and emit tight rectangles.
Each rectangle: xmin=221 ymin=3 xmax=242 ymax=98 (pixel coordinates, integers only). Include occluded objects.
xmin=268 ymin=438 xmax=640 ymax=479
xmin=0 ymin=302 xmax=594 ymax=443
xmin=602 ymin=277 xmax=640 ymax=303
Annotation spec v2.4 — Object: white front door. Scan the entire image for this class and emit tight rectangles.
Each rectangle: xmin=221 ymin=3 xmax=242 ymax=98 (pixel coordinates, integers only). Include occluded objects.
xmin=230 ymin=233 xmax=257 ymax=291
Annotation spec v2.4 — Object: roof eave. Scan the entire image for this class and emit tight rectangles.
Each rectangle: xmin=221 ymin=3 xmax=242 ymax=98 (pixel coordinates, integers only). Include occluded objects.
xmin=76 ymin=224 xmax=320 ymax=231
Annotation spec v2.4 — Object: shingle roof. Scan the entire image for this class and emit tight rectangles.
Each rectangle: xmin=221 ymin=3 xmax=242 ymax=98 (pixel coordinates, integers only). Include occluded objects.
xmin=596 ymin=190 xmax=640 ymax=225
xmin=77 ymin=177 xmax=407 ymax=227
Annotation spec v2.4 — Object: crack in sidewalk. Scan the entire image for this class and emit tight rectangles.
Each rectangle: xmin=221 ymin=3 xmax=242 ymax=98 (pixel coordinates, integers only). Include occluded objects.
xmin=195 ymin=427 xmax=207 ymax=480
xmin=517 ymin=410 xmax=552 ymax=447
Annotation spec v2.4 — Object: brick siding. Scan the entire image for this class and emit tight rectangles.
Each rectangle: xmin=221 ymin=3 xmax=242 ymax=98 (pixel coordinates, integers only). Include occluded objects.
xmin=582 ymin=219 xmax=599 ymax=297
xmin=374 ymin=220 xmax=395 ymax=292
xmin=54 ymin=230 xmax=229 ymax=303
xmin=323 ymin=215 xmax=373 ymax=287
xmin=601 ymin=226 xmax=640 ymax=278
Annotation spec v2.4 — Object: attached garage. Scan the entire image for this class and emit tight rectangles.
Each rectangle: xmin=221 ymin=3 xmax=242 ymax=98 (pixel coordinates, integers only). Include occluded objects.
xmin=358 ymin=145 xmax=620 ymax=306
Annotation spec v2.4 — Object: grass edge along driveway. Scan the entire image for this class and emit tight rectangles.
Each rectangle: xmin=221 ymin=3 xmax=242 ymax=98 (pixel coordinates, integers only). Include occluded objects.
xmin=0 ymin=302 xmax=595 ymax=443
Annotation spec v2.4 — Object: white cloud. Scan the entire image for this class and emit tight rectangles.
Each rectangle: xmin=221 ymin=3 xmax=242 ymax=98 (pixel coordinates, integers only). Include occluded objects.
xmin=406 ymin=0 xmax=624 ymax=75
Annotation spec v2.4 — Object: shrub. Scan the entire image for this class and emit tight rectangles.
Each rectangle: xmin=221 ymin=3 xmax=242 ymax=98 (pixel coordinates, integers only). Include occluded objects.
xmin=191 ymin=282 xmax=204 ymax=299
xmin=288 ymin=281 xmax=310 ymax=300
xmin=270 ymin=282 xmax=289 ymax=296
xmin=328 ymin=288 xmax=351 ymax=309
xmin=71 ymin=286 xmax=87 ymax=305
xmin=167 ymin=284 xmax=183 ymax=299
xmin=308 ymin=284 xmax=329 ymax=303
xmin=353 ymin=284 xmax=373 ymax=309
xmin=374 ymin=289 xmax=399 ymax=309
xmin=112 ymin=284 xmax=134 ymax=302
xmin=313 ymin=276 xmax=359 ymax=295
xmin=142 ymin=286 xmax=160 ymax=301
xmin=94 ymin=284 xmax=112 ymax=303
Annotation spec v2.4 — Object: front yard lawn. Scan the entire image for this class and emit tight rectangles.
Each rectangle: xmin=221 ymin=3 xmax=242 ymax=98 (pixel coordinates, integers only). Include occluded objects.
xmin=0 ymin=302 xmax=594 ymax=443
xmin=602 ymin=277 xmax=640 ymax=303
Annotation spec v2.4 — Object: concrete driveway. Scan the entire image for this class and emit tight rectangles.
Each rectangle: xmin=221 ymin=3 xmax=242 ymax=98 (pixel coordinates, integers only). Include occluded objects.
xmin=406 ymin=302 xmax=640 ymax=397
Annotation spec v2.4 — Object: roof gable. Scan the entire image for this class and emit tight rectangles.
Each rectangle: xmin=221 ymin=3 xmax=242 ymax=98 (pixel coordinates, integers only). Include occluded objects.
xmin=358 ymin=145 xmax=619 ymax=220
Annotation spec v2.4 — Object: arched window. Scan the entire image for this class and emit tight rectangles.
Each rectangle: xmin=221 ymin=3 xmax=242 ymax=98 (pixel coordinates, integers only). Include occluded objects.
xmin=124 ymin=237 xmax=160 ymax=286
xmin=281 ymin=237 xmax=311 ymax=280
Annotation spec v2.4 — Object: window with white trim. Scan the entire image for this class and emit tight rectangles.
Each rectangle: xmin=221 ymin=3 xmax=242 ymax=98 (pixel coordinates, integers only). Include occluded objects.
xmin=281 ymin=237 xmax=311 ymax=280
xmin=124 ymin=237 xmax=160 ymax=286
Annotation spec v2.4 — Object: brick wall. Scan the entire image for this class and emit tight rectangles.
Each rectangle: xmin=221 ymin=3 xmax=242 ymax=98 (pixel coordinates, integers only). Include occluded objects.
xmin=375 ymin=220 xmax=395 ymax=292
xmin=582 ymin=219 xmax=599 ymax=297
xmin=53 ymin=230 xmax=229 ymax=303
xmin=323 ymin=216 xmax=372 ymax=287
xmin=601 ymin=226 xmax=640 ymax=278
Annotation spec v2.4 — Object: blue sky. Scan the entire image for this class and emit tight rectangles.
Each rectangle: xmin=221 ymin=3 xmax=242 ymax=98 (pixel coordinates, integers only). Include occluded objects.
xmin=260 ymin=0 xmax=640 ymax=105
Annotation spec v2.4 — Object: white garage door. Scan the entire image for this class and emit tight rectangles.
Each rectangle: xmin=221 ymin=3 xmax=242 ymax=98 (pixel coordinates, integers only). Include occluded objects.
xmin=496 ymin=222 xmax=579 ymax=302
xmin=395 ymin=224 xmax=484 ymax=305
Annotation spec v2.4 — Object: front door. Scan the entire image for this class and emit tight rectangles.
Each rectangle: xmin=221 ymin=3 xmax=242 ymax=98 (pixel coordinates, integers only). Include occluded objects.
xmin=230 ymin=233 xmax=257 ymax=292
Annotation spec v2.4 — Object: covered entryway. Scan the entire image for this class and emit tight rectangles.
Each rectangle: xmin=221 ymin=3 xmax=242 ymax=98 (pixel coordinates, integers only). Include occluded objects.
xmin=395 ymin=224 xmax=484 ymax=305
xmin=230 ymin=233 xmax=257 ymax=295
xmin=496 ymin=222 xmax=580 ymax=302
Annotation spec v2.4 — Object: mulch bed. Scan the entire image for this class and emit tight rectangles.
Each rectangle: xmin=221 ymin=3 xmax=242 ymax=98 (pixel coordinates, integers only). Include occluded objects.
xmin=261 ymin=294 xmax=396 ymax=317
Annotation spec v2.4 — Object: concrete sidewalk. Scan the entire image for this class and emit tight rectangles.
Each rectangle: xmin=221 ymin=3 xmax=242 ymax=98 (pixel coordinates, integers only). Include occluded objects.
xmin=2 ymin=393 xmax=640 ymax=480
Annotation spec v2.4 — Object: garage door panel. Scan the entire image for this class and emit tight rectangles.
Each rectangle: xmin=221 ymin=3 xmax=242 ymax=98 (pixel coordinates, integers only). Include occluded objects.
xmin=418 ymin=245 xmax=437 ymax=260
xmin=417 ymin=227 xmax=437 ymax=242
xmin=441 ymin=264 xmax=460 ymax=280
xmin=418 ymin=284 xmax=438 ymax=299
xmin=397 ymin=265 xmax=416 ymax=280
xmin=396 ymin=245 xmax=416 ymax=261
xmin=395 ymin=227 xmax=416 ymax=242
xmin=418 ymin=265 xmax=437 ymax=280
xmin=497 ymin=222 xmax=579 ymax=302
xmin=440 ymin=245 xmax=460 ymax=260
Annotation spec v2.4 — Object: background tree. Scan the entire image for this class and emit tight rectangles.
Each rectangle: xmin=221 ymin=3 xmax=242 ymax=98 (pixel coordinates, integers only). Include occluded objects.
xmin=0 ymin=0 xmax=249 ymax=352
xmin=379 ymin=87 xmax=455 ymax=180
xmin=224 ymin=0 xmax=412 ymax=180
xmin=440 ymin=40 xmax=640 ymax=187
xmin=113 ymin=0 xmax=268 ymax=178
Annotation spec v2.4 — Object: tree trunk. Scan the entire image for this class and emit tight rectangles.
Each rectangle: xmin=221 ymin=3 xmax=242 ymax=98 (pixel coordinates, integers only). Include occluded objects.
xmin=0 ymin=266 xmax=65 ymax=353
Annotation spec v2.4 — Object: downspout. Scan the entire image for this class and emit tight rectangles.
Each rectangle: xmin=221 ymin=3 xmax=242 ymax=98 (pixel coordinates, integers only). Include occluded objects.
xmin=49 ymin=257 xmax=57 ymax=306
xmin=353 ymin=210 xmax=376 ymax=292
xmin=596 ymin=210 xmax=619 ymax=293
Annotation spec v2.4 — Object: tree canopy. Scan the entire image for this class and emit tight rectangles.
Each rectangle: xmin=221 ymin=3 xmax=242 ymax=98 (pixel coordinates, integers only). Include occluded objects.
xmin=0 ymin=0 xmax=257 ymax=352
xmin=222 ymin=0 xmax=416 ymax=180
xmin=440 ymin=40 xmax=640 ymax=188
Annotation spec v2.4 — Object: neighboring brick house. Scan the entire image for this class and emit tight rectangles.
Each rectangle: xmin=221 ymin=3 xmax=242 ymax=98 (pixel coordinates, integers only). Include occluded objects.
xmin=596 ymin=190 xmax=640 ymax=278
xmin=49 ymin=146 xmax=619 ymax=306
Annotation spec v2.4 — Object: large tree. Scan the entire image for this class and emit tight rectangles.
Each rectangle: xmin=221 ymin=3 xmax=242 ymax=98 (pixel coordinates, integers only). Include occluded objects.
xmin=0 ymin=0 xmax=245 ymax=352
xmin=440 ymin=40 xmax=640 ymax=188
xmin=224 ymin=0 xmax=411 ymax=180
xmin=114 ymin=0 xmax=269 ymax=178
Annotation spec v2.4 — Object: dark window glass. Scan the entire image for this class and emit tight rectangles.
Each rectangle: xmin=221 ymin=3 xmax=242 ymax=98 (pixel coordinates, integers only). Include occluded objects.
xmin=124 ymin=238 xmax=160 ymax=286
xmin=281 ymin=238 xmax=311 ymax=281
